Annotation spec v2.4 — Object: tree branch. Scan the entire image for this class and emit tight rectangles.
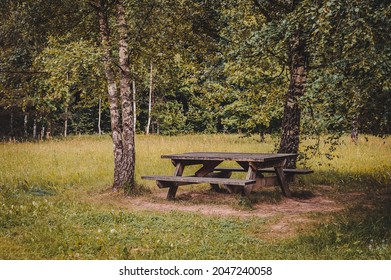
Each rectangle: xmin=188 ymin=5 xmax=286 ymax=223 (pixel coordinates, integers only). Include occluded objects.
xmin=129 ymin=1 xmax=156 ymax=56
xmin=253 ymin=0 xmax=272 ymax=22
xmin=0 ymin=70 xmax=47 ymax=75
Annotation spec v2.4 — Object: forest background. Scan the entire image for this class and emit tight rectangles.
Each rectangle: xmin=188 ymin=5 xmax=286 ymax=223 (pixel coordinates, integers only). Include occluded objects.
xmin=1 ymin=0 xmax=390 ymax=138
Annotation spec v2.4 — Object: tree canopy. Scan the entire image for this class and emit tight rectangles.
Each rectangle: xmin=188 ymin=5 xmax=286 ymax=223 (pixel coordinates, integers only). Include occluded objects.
xmin=1 ymin=0 xmax=390 ymax=138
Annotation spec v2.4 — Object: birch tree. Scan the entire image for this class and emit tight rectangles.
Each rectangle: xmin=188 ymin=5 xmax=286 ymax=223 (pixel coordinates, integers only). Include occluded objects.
xmin=145 ymin=62 xmax=153 ymax=135
xmin=93 ymin=0 xmax=136 ymax=191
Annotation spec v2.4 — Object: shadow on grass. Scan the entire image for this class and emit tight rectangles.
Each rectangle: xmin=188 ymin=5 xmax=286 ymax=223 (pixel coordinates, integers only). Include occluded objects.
xmin=249 ymin=188 xmax=316 ymax=204
xmin=303 ymin=169 xmax=391 ymax=191
xmin=289 ymin=188 xmax=391 ymax=259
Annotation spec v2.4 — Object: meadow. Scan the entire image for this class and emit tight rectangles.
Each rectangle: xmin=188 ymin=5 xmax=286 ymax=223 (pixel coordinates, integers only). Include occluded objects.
xmin=0 ymin=134 xmax=390 ymax=259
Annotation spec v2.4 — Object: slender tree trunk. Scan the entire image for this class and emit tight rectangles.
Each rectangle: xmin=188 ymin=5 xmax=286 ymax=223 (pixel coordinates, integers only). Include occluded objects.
xmin=33 ymin=118 xmax=37 ymax=139
xmin=96 ymin=0 xmax=123 ymax=190
xmin=46 ymin=122 xmax=51 ymax=139
xmin=278 ymin=34 xmax=307 ymax=168
xmin=40 ymin=124 xmax=45 ymax=141
xmin=95 ymin=0 xmax=136 ymax=191
xmin=64 ymin=71 xmax=70 ymax=137
xmin=132 ymin=79 xmax=137 ymax=132
xmin=24 ymin=114 xmax=28 ymax=137
xmin=98 ymin=98 xmax=102 ymax=135
xmin=350 ymin=120 xmax=359 ymax=144
xmin=117 ymin=0 xmax=136 ymax=191
xmin=146 ymin=62 xmax=153 ymax=135
xmin=10 ymin=112 xmax=14 ymax=136
xmin=64 ymin=105 xmax=68 ymax=137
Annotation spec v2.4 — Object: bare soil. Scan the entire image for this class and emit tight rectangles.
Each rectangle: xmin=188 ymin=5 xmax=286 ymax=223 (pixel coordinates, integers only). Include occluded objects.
xmin=88 ymin=184 xmax=371 ymax=239
xmin=86 ymin=183 xmax=391 ymax=240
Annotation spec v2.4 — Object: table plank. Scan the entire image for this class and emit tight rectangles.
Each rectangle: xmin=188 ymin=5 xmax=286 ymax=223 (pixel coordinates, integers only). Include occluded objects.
xmin=142 ymin=175 xmax=256 ymax=186
xmin=162 ymin=152 xmax=297 ymax=162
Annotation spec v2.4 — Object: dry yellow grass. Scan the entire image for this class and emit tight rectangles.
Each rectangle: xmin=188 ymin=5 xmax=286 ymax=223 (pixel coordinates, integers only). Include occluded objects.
xmin=1 ymin=133 xmax=389 ymax=191
xmin=1 ymin=134 xmax=390 ymax=260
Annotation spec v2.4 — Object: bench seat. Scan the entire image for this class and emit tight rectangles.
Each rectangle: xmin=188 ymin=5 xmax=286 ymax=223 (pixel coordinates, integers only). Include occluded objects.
xmin=141 ymin=175 xmax=256 ymax=188
xmin=260 ymin=168 xmax=313 ymax=174
xmin=214 ymin=167 xmax=313 ymax=174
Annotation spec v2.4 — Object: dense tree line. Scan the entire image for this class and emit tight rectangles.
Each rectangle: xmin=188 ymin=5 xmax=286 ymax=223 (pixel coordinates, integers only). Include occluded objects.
xmin=1 ymin=0 xmax=390 ymax=189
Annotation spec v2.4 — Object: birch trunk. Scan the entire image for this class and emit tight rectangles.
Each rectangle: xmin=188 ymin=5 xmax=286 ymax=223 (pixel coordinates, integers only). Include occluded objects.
xmin=278 ymin=34 xmax=307 ymax=168
xmin=33 ymin=118 xmax=37 ymax=139
xmin=24 ymin=114 xmax=28 ymax=137
xmin=146 ymin=62 xmax=153 ymax=135
xmin=64 ymin=105 xmax=68 ymax=137
xmin=64 ymin=71 xmax=69 ymax=137
xmin=40 ymin=124 xmax=45 ymax=141
xmin=10 ymin=112 xmax=14 ymax=136
xmin=96 ymin=0 xmax=123 ymax=190
xmin=98 ymin=98 xmax=102 ymax=135
xmin=117 ymin=0 xmax=136 ymax=191
xmin=46 ymin=122 xmax=51 ymax=139
xmin=132 ymin=80 xmax=137 ymax=131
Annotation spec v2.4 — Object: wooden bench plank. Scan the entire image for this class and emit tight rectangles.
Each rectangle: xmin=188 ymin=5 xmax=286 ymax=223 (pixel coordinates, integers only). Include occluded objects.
xmin=141 ymin=175 xmax=256 ymax=186
xmin=260 ymin=168 xmax=313 ymax=174
xmin=214 ymin=167 xmax=313 ymax=174
xmin=214 ymin=167 xmax=246 ymax=172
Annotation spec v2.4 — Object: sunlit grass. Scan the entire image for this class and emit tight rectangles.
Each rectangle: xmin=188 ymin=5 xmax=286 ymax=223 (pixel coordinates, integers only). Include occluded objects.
xmin=0 ymin=134 xmax=390 ymax=259
xmin=0 ymin=135 xmax=113 ymax=191
xmin=301 ymin=135 xmax=391 ymax=190
xmin=2 ymin=133 xmax=388 ymax=191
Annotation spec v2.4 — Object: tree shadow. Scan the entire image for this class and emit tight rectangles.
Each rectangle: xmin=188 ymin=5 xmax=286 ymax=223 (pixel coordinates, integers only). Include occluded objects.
xmin=292 ymin=188 xmax=391 ymax=259
xmin=291 ymin=190 xmax=315 ymax=199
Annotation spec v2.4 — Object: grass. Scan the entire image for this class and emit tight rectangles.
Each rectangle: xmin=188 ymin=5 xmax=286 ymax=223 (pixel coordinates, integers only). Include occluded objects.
xmin=301 ymin=135 xmax=391 ymax=190
xmin=0 ymin=134 xmax=390 ymax=259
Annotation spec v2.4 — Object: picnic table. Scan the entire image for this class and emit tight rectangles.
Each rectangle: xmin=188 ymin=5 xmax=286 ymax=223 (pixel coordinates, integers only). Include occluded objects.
xmin=142 ymin=152 xmax=313 ymax=200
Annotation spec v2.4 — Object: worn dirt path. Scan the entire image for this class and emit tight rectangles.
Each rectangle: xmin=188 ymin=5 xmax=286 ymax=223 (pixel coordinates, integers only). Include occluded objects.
xmin=87 ymin=185 xmax=360 ymax=238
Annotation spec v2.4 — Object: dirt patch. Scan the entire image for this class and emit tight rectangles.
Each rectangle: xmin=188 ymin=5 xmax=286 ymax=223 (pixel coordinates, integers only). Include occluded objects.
xmin=92 ymin=188 xmax=341 ymax=218
xmin=86 ymin=185 xmax=354 ymax=239
xmin=94 ymin=186 xmax=347 ymax=216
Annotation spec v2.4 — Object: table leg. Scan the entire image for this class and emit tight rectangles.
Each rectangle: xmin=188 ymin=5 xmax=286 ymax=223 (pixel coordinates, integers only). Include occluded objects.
xmin=195 ymin=161 xmax=223 ymax=192
xmin=243 ymin=162 xmax=257 ymax=196
xmin=274 ymin=166 xmax=292 ymax=197
xmin=195 ymin=161 xmax=222 ymax=177
xmin=167 ymin=161 xmax=185 ymax=200
xmin=206 ymin=170 xmax=232 ymax=192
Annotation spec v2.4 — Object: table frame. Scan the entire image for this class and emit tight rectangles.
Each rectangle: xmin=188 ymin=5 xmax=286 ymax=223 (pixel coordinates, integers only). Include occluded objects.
xmin=161 ymin=152 xmax=297 ymax=199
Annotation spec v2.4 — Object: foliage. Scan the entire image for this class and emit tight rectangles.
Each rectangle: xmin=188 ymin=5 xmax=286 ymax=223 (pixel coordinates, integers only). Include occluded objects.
xmin=153 ymin=101 xmax=187 ymax=135
xmin=0 ymin=0 xmax=390 ymax=152
xmin=35 ymin=37 xmax=105 ymax=104
xmin=0 ymin=0 xmax=99 ymax=137
xmin=303 ymin=0 xmax=391 ymax=136
xmin=33 ymin=37 xmax=106 ymax=135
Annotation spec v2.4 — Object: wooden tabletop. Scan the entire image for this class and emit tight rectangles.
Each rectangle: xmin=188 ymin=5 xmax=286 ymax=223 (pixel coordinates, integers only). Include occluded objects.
xmin=161 ymin=152 xmax=297 ymax=162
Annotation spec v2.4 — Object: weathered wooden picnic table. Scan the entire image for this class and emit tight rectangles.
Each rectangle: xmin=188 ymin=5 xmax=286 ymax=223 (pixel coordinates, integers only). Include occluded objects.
xmin=142 ymin=152 xmax=313 ymax=200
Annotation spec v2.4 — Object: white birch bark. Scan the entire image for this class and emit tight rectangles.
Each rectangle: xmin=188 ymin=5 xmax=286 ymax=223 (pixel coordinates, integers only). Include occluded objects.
xmin=24 ymin=114 xmax=28 ymax=137
xmin=132 ymin=80 xmax=137 ymax=132
xmin=146 ymin=62 xmax=153 ymax=135
xmin=98 ymin=98 xmax=102 ymax=135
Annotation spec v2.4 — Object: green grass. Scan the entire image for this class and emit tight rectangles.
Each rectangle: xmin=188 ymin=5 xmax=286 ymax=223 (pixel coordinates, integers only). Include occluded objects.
xmin=301 ymin=135 xmax=391 ymax=191
xmin=0 ymin=134 xmax=390 ymax=259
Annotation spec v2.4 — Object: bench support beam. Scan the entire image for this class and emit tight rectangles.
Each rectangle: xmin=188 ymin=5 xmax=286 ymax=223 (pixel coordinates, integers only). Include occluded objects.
xmin=275 ymin=166 xmax=291 ymax=197
xmin=166 ymin=161 xmax=185 ymax=200
xmin=143 ymin=161 xmax=312 ymax=200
